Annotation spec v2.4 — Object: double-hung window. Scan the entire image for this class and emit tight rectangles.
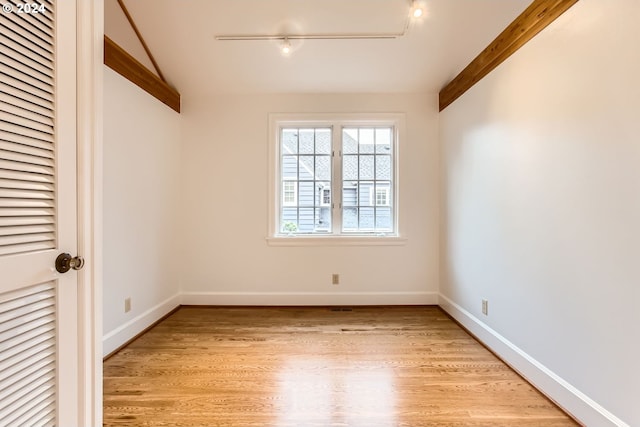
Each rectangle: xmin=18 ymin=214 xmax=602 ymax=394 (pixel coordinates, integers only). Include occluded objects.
xmin=269 ymin=114 xmax=402 ymax=240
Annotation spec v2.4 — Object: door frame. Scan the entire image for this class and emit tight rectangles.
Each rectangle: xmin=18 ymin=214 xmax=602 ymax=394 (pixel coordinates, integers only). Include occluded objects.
xmin=75 ymin=0 xmax=104 ymax=425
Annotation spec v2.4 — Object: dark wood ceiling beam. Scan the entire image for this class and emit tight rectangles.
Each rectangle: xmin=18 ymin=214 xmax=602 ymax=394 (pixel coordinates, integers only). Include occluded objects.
xmin=438 ymin=0 xmax=579 ymax=112
xmin=104 ymin=36 xmax=181 ymax=113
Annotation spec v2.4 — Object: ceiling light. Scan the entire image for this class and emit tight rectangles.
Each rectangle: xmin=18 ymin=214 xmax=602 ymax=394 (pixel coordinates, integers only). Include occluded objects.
xmin=281 ymin=37 xmax=291 ymax=55
xmin=411 ymin=1 xmax=424 ymax=18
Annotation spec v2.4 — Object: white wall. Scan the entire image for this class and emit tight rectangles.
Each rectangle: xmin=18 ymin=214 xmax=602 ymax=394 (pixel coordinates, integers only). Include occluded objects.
xmin=179 ymin=93 xmax=439 ymax=305
xmin=104 ymin=0 xmax=158 ymax=78
xmin=439 ymin=1 xmax=639 ymax=426
xmin=102 ymin=67 xmax=181 ymax=355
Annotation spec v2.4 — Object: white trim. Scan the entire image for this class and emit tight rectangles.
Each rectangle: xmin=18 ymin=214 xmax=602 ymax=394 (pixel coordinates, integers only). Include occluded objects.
xmin=101 ymin=291 xmax=433 ymax=355
xmin=102 ymin=293 xmax=181 ymax=357
xmin=75 ymin=0 xmax=103 ymax=425
xmin=268 ymin=113 xmax=404 ymax=239
xmin=182 ymin=291 xmax=437 ymax=306
xmin=266 ymin=236 xmax=406 ymax=246
xmin=438 ymin=294 xmax=631 ymax=427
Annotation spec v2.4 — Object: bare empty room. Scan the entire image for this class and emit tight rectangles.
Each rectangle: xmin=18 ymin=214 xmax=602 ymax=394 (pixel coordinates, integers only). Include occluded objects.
xmin=0 ymin=0 xmax=638 ymax=426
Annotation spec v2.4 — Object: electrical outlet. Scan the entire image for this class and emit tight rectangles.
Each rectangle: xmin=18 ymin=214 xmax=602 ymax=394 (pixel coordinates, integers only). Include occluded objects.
xmin=482 ymin=299 xmax=488 ymax=316
xmin=332 ymin=274 xmax=340 ymax=285
xmin=125 ymin=297 xmax=132 ymax=313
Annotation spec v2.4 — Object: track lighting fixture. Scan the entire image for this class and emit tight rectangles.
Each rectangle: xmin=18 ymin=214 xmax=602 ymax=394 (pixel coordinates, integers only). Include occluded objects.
xmin=215 ymin=1 xmax=426 ymax=54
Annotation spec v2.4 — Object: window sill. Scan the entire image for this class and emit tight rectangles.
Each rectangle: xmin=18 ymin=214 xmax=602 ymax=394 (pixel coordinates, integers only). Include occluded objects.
xmin=266 ymin=235 xmax=407 ymax=247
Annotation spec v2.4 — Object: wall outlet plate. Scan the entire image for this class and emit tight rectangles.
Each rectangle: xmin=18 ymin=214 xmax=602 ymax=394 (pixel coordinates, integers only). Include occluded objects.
xmin=482 ymin=299 xmax=488 ymax=316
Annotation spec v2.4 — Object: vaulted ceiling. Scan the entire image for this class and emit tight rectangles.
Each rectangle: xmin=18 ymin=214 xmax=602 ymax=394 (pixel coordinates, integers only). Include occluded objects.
xmin=105 ymin=0 xmax=531 ymax=99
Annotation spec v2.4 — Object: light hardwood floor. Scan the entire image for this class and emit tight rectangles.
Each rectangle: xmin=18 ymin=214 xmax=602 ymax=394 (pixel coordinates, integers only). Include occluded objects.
xmin=103 ymin=306 xmax=579 ymax=426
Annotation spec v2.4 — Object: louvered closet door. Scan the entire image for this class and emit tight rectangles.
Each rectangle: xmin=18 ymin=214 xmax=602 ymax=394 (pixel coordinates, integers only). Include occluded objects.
xmin=0 ymin=1 xmax=80 ymax=426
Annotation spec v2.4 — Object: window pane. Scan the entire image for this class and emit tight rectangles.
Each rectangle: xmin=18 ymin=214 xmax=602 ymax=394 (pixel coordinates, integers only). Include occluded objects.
xmin=282 ymin=182 xmax=297 ymax=206
xmin=376 ymin=189 xmax=389 ymax=206
xmin=359 ymin=155 xmax=374 ymax=180
xmin=375 ymin=128 xmax=391 ymax=153
xmin=299 ymin=156 xmax=314 ymax=180
xmin=281 ymin=207 xmax=298 ymax=233
xmin=316 ymin=128 xmax=331 ymax=154
xmin=278 ymin=126 xmax=333 ymax=235
xmin=359 ymin=207 xmax=375 ymax=230
xmin=322 ymin=190 xmax=331 ymax=205
xmin=376 ymin=156 xmax=391 ymax=180
xmin=359 ymin=128 xmax=374 ymax=154
xmin=316 ymin=156 xmax=331 ymax=180
xmin=316 ymin=207 xmax=331 ymax=231
xmin=282 ymin=129 xmax=298 ymax=154
xmin=343 ymin=155 xmax=358 ymax=180
xmin=299 ymin=181 xmax=314 ymax=206
xmin=316 ymin=181 xmax=331 ymax=205
xmin=375 ymin=207 xmax=392 ymax=230
xmin=343 ymin=207 xmax=358 ymax=230
xmin=298 ymin=208 xmax=315 ymax=233
xmin=359 ymin=184 xmax=370 ymax=206
xmin=282 ymin=156 xmax=297 ymax=180
xmin=343 ymin=129 xmax=358 ymax=154
xmin=299 ymin=129 xmax=315 ymax=154
xmin=375 ymin=182 xmax=391 ymax=206
xmin=339 ymin=125 xmax=394 ymax=234
xmin=342 ymin=181 xmax=357 ymax=206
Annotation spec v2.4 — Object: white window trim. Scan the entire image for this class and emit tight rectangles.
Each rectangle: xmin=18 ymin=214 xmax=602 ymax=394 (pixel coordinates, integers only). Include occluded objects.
xmin=266 ymin=235 xmax=407 ymax=246
xmin=267 ymin=112 xmax=405 ymax=246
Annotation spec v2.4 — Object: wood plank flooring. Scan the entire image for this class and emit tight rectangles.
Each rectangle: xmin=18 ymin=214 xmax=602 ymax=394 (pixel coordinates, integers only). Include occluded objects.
xmin=103 ymin=306 xmax=579 ymax=426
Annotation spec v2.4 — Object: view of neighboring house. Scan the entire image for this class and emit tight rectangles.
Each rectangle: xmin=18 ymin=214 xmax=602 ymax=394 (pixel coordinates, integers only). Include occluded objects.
xmin=280 ymin=127 xmax=393 ymax=234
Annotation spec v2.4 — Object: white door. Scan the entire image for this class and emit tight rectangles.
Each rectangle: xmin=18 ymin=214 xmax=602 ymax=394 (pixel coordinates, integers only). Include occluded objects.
xmin=0 ymin=1 xmax=81 ymax=425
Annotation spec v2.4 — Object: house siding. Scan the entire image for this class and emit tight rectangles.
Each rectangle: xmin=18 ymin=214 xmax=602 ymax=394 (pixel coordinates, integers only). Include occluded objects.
xmin=280 ymin=127 xmax=392 ymax=233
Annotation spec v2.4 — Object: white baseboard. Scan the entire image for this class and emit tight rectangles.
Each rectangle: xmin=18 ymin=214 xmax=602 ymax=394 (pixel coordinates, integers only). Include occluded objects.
xmin=105 ymin=291 xmax=630 ymax=427
xmin=102 ymin=293 xmax=181 ymax=357
xmin=180 ymin=291 xmax=438 ymax=306
xmin=438 ymin=294 xmax=629 ymax=427
xmin=102 ymin=291 xmax=434 ymax=357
